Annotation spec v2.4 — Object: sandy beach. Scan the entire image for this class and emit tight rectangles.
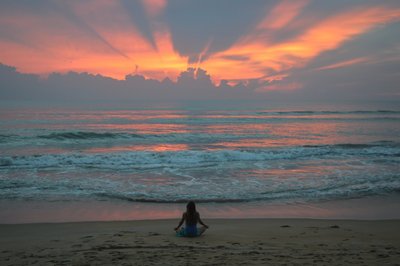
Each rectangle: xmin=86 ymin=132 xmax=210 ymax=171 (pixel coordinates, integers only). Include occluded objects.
xmin=1 ymin=219 xmax=399 ymax=265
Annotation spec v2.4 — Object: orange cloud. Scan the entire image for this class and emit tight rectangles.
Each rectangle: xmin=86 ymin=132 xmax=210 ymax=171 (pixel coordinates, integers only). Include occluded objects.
xmin=68 ymin=0 xmax=187 ymax=80
xmin=0 ymin=11 xmax=122 ymax=76
xmin=0 ymin=1 xmax=399 ymax=86
xmin=144 ymin=27 xmax=187 ymax=80
xmin=72 ymin=0 xmax=186 ymax=80
xmin=201 ymin=5 xmax=400 ymax=84
xmin=0 ymin=0 xmax=188 ymax=80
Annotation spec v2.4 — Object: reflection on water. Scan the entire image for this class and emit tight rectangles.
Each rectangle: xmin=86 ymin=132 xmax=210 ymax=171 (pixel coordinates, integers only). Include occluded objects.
xmin=85 ymin=123 xmax=190 ymax=134
xmin=85 ymin=144 xmax=189 ymax=153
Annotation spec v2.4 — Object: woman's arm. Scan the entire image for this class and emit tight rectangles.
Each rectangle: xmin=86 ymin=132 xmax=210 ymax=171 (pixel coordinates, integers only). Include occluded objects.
xmin=174 ymin=213 xmax=185 ymax=231
xmin=197 ymin=213 xmax=209 ymax=228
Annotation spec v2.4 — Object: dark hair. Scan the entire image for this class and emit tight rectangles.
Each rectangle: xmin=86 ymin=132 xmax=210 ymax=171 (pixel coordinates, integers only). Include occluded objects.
xmin=186 ymin=201 xmax=197 ymax=225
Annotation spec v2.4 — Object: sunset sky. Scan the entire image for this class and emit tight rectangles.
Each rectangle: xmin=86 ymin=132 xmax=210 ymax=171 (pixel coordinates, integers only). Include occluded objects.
xmin=0 ymin=0 xmax=399 ymax=102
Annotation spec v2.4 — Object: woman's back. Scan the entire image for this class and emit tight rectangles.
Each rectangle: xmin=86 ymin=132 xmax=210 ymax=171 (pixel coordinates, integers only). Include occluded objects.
xmin=185 ymin=211 xmax=199 ymax=226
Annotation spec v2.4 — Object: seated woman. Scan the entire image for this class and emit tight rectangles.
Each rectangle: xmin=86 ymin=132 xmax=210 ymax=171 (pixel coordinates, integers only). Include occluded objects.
xmin=174 ymin=201 xmax=209 ymax=237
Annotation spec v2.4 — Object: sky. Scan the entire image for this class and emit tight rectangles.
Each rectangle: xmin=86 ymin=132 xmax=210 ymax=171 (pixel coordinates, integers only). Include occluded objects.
xmin=0 ymin=0 xmax=399 ymax=104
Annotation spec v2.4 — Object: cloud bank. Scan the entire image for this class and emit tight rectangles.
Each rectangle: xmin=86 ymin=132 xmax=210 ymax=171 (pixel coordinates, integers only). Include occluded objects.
xmin=1 ymin=60 xmax=399 ymax=104
xmin=0 ymin=64 xmax=254 ymax=103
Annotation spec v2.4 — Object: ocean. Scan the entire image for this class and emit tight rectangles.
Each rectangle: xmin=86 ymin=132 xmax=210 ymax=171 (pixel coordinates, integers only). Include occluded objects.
xmin=1 ymin=105 xmax=399 ymax=222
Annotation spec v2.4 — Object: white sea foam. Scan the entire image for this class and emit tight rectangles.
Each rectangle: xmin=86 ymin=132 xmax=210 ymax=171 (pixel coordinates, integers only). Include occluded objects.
xmin=1 ymin=144 xmax=398 ymax=170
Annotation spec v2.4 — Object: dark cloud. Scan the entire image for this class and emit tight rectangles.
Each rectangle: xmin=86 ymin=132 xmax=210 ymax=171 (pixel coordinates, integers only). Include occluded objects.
xmin=0 ymin=60 xmax=400 ymax=104
xmin=219 ymin=55 xmax=251 ymax=62
xmin=0 ymin=63 xmax=254 ymax=103
xmin=120 ymin=0 xmax=157 ymax=48
xmin=164 ymin=0 xmax=274 ymax=58
xmin=2 ymin=58 xmax=398 ymax=106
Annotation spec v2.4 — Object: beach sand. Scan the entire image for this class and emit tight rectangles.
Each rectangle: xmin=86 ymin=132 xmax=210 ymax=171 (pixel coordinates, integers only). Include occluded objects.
xmin=1 ymin=219 xmax=399 ymax=265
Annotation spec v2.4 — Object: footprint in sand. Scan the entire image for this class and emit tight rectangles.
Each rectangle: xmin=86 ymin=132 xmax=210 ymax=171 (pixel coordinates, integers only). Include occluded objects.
xmin=80 ymin=236 xmax=93 ymax=242
xmin=377 ymin=254 xmax=389 ymax=258
xmin=119 ymin=230 xmax=135 ymax=234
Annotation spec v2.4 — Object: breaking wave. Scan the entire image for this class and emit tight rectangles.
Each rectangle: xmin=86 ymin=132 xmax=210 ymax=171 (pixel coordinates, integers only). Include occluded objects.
xmin=1 ymin=142 xmax=398 ymax=170
xmin=38 ymin=131 xmax=143 ymax=140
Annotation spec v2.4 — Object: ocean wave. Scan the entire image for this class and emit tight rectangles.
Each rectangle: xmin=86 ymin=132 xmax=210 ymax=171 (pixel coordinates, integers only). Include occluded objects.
xmin=257 ymin=110 xmax=400 ymax=115
xmin=3 ymin=132 xmax=268 ymax=145
xmin=93 ymin=180 xmax=400 ymax=203
xmin=1 ymin=141 xmax=399 ymax=204
xmin=1 ymin=173 xmax=398 ymax=204
xmin=137 ymin=115 xmax=400 ymax=125
xmin=37 ymin=131 xmax=143 ymax=140
xmin=5 ymin=129 xmax=400 ymax=149
xmin=93 ymin=193 xmax=251 ymax=203
xmin=0 ymin=134 xmax=17 ymax=143
xmin=305 ymin=141 xmax=400 ymax=149
xmin=1 ymin=142 xmax=398 ymax=170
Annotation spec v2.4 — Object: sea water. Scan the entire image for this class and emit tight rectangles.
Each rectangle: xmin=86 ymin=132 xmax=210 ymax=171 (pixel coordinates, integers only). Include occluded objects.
xmin=0 ymin=105 xmax=399 ymax=221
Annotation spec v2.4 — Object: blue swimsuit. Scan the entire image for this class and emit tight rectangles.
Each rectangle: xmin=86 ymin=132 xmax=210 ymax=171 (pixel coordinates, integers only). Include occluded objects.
xmin=177 ymin=223 xmax=198 ymax=237
xmin=184 ymin=224 xmax=198 ymax=236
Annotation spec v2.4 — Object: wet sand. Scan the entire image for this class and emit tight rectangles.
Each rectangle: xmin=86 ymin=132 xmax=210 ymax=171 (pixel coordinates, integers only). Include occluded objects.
xmin=1 ymin=219 xmax=399 ymax=265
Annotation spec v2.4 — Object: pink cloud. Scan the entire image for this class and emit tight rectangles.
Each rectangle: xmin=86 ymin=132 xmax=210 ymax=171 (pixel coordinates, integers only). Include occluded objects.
xmin=201 ymin=4 xmax=400 ymax=88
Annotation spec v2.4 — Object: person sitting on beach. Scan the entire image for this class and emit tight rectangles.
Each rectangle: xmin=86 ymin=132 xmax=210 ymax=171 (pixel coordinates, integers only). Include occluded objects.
xmin=174 ymin=201 xmax=209 ymax=237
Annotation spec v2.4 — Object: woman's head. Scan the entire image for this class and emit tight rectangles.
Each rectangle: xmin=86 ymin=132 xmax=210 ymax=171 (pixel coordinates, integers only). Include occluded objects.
xmin=186 ymin=201 xmax=196 ymax=214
